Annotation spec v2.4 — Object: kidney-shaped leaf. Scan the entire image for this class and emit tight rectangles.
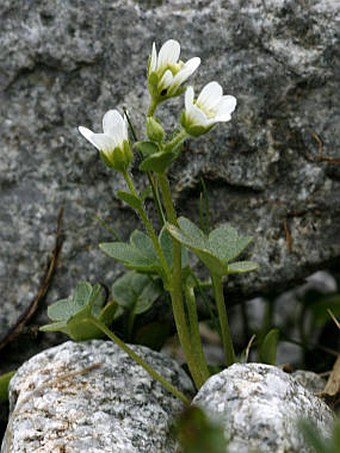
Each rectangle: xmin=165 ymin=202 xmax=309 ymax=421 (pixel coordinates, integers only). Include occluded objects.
xmin=111 ymin=271 xmax=162 ymax=315
xmin=166 ymin=217 xmax=257 ymax=276
xmin=208 ymin=225 xmax=253 ymax=264
xmin=100 ymin=230 xmax=161 ymax=273
xmin=41 ymin=281 xmax=107 ymax=341
xmin=47 ymin=281 xmax=102 ymax=322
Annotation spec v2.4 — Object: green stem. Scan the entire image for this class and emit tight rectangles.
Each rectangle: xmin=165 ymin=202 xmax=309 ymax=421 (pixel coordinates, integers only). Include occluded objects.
xmin=90 ymin=318 xmax=190 ymax=405
xmin=210 ymin=273 xmax=236 ymax=367
xmin=123 ymin=107 xmax=165 ymax=226
xmin=148 ymin=100 xmax=158 ymax=117
xmin=184 ymin=282 xmax=210 ymax=384
xmin=157 ymin=172 xmax=203 ymax=389
xmin=122 ymin=170 xmax=170 ymax=277
xmin=164 ymin=129 xmax=187 ymax=153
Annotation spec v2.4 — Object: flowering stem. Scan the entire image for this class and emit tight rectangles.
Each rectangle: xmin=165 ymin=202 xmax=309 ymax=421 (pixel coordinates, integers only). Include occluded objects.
xmin=148 ymin=100 xmax=158 ymax=117
xmin=210 ymin=272 xmax=236 ymax=367
xmin=122 ymin=170 xmax=170 ymax=278
xmin=90 ymin=317 xmax=190 ymax=405
xmin=157 ymin=172 xmax=203 ymax=389
xmin=184 ymin=281 xmax=210 ymax=384
xmin=165 ymin=129 xmax=187 ymax=153
xmin=123 ymin=107 xmax=165 ymax=226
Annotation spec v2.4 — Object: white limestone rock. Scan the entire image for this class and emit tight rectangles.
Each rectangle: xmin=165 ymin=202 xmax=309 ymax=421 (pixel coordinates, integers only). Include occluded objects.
xmin=1 ymin=340 xmax=194 ymax=453
xmin=192 ymin=363 xmax=334 ymax=453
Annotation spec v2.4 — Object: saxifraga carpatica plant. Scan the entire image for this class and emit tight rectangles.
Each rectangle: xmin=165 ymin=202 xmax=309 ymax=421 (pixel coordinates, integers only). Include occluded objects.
xmin=41 ymin=39 xmax=258 ymax=403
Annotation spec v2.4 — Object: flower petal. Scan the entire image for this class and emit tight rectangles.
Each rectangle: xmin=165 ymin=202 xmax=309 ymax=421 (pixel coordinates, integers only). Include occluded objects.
xmin=211 ymin=96 xmax=237 ymax=123
xmin=149 ymin=42 xmax=157 ymax=73
xmin=171 ymin=57 xmax=201 ymax=91
xmin=102 ymin=110 xmax=122 ymax=136
xmin=79 ymin=126 xmax=116 ymax=152
xmin=215 ymin=95 xmax=237 ymax=117
xmin=159 ymin=69 xmax=174 ymax=91
xmin=89 ymin=134 xmax=117 ymax=153
xmin=102 ymin=109 xmax=128 ymax=146
xmin=187 ymin=104 xmax=209 ymax=127
xmin=185 ymin=86 xmax=195 ymax=111
xmin=78 ymin=126 xmax=97 ymax=148
xmin=157 ymin=39 xmax=180 ymax=72
xmin=197 ymin=81 xmax=223 ymax=111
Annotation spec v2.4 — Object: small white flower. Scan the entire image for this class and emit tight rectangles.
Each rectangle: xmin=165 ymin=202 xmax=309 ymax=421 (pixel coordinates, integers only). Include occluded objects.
xmin=148 ymin=39 xmax=201 ymax=100
xmin=181 ymin=82 xmax=237 ymax=136
xmin=78 ymin=110 xmax=133 ymax=171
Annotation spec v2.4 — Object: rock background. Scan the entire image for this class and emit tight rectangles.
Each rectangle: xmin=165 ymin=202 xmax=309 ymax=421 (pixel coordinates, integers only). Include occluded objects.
xmin=2 ymin=340 xmax=194 ymax=452
xmin=1 ymin=1 xmax=339 ymax=361
xmin=193 ymin=363 xmax=334 ymax=453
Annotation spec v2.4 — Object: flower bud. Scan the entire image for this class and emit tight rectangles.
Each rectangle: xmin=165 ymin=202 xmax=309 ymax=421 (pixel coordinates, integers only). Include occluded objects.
xmin=146 ymin=117 xmax=165 ymax=143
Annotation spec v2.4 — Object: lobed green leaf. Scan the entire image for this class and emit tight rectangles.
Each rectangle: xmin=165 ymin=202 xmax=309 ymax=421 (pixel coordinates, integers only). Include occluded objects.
xmin=139 ymin=150 xmax=178 ymax=173
xmin=111 ymin=271 xmax=162 ymax=315
xmin=166 ymin=217 xmax=257 ymax=276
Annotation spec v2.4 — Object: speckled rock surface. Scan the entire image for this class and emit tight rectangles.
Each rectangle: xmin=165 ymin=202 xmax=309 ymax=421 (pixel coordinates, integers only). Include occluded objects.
xmin=192 ymin=363 xmax=334 ymax=453
xmin=1 ymin=340 xmax=194 ymax=453
xmin=1 ymin=1 xmax=339 ymax=359
xmin=291 ymin=369 xmax=327 ymax=394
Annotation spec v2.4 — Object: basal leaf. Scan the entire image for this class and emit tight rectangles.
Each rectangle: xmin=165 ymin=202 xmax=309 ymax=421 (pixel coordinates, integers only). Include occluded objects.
xmin=100 ymin=242 xmax=159 ymax=272
xmin=227 ymin=261 xmax=259 ymax=274
xmin=111 ymin=271 xmax=162 ymax=315
xmin=41 ymin=282 xmax=108 ymax=340
xmin=259 ymin=328 xmax=280 ymax=365
xmin=40 ymin=320 xmax=70 ymax=333
xmin=98 ymin=300 xmax=123 ymax=324
xmin=0 ymin=370 xmax=16 ymax=403
xmin=64 ymin=310 xmax=104 ymax=341
xmin=47 ymin=281 xmax=93 ymax=322
xmin=47 ymin=298 xmax=74 ymax=322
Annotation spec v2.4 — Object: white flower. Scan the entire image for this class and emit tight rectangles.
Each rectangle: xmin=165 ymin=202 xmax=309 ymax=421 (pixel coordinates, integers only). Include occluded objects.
xmin=181 ymin=82 xmax=237 ymax=136
xmin=78 ymin=110 xmax=133 ymax=171
xmin=148 ymin=39 xmax=201 ymax=100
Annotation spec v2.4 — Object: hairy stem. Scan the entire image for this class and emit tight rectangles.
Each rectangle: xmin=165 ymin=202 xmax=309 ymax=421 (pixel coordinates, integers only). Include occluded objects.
xmin=157 ymin=172 xmax=204 ymax=388
xmin=210 ymin=273 xmax=236 ymax=367
xmin=90 ymin=318 xmax=190 ymax=405
xmin=122 ymin=170 xmax=170 ymax=279
xmin=184 ymin=282 xmax=210 ymax=384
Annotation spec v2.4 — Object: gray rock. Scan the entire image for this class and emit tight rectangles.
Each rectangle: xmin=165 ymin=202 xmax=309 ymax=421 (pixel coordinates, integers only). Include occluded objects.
xmin=192 ymin=363 xmax=334 ymax=453
xmin=1 ymin=1 xmax=339 ymax=360
xmin=291 ymin=369 xmax=326 ymax=394
xmin=1 ymin=340 xmax=194 ymax=453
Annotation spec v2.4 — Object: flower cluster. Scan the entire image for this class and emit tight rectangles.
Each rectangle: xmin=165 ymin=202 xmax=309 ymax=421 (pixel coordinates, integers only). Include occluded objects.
xmin=78 ymin=39 xmax=237 ymax=173
xmin=45 ymin=38 xmax=257 ymax=399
